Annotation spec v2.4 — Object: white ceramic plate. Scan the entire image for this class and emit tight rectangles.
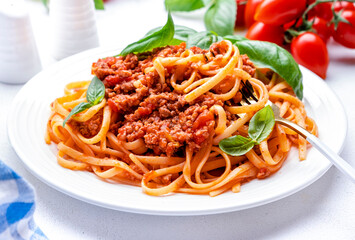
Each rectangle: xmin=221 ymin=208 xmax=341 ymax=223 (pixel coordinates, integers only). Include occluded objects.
xmin=8 ymin=46 xmax=347 ymax=216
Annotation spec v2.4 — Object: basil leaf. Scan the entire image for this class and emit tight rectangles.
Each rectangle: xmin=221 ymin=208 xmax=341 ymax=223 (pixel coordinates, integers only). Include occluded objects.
xmin=86 ymin=76 xmax=105 ymax=105
xmin=119 ymin=12 xmax=175 ymax=56
xmin=235 ymin=40 xmax=303 ymax=99
xmin=223 ymin=35 xmax=247 ymax=44
xmin=93 ymin=0 xmax=105 ymax=10
xmin=204 ymin=0 xmax=236 ymax=36
xmin=165 ymin=0 xmax=205 ymax=11
xmin=186 ymin=31 xmax=223 ymax=49
xmin=248 ymin=106 xmax=275 ymax=143
xmin=62 ymin=102 xmax=92 ymax=127
xmin=219 ymin=135 xmax=255 ymax=156
xmin=173 ymin=25 xmax=198 ymax=42
xmin=145 ymin=25 xmax=197 ymax=45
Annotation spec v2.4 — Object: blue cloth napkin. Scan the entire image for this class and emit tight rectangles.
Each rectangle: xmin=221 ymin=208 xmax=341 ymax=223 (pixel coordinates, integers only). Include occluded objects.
xmin=0 ymin=161 xmax=47 ymax=240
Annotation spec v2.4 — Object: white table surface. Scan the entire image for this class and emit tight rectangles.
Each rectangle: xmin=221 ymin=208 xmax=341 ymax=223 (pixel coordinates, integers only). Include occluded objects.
xmin=1 ymin=0 xmax=355 ymax=239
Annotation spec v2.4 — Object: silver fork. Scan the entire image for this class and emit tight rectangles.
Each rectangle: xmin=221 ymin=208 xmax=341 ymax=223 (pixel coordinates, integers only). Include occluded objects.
xmin=239 ymin=80 xmax=355 ymax=183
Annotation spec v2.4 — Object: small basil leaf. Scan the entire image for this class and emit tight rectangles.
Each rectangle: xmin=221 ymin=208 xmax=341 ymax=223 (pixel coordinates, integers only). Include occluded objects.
xmin=204 ymin=0 xmax=236 ymax=36
xmin=186 ymin=31 xmax=223 ymax=49
xmin=235 ymin=40 xmax=303 ymax=99
xmin=165 ymin=0 xmax=205 ymax=12
xmin=119 ymin=12 xmax=175 ymax=56
xmin=223 ymin=35 xmax=247 ymax=44
xmin=145 ymin=25 xmax=197 ymax=44
xmin=86 ymin=76 xmax=105 ymax=105
xmin=62 ymin=102 xmax=92 ymax=127
xmin=219 ymin=135 xmax=255 ymax=156
xmin=93 ymin=0 xmax=105 ymax=10
xmin=248 ymin=106 xmax=275 ymax=143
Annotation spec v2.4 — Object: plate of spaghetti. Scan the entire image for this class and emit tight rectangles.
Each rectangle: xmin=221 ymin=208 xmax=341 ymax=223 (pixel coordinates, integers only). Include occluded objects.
xmin=8 ymin=40 xmax=347 ymax=215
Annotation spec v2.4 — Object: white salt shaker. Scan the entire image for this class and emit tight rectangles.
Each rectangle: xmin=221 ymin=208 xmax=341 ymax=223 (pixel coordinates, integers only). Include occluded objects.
xmin=50 ymin=0 xmax=100 ymax=60
xmin=0 ymin=1 xmax=42 ymax=84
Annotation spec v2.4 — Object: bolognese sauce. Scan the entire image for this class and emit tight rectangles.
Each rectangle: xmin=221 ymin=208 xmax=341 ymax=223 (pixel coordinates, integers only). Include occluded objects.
xmin=88 ymin=42 xmax=256 ymax=156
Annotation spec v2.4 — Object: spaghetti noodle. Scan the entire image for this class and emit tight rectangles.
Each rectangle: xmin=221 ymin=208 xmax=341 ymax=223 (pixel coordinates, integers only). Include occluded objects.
xmin=45 ymin=40 xmax=317 ymax=197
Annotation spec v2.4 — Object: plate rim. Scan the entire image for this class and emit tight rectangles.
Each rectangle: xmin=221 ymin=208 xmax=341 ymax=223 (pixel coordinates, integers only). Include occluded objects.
xmin=8 ymin=46 xmax=348 ymax=216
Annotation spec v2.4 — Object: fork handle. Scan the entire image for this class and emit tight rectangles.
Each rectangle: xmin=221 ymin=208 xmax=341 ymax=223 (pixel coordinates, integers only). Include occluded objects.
xmin=276 ymin=118 xmax=355 ymax=183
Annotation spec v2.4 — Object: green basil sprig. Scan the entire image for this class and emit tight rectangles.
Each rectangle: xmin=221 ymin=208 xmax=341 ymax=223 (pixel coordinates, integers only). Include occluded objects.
xmin=119 ymin=12 xmax=174 ymax=56
xmin=219 ymin=106 xmax=275 ymax=156
xmin=164 ymin=0 xmax=206 ymax=12
xmin=165 ymin=0 xmax=235 ymax=36
xmin=223 ymin=35 xmax=248 ymax=44
xmin=204 ymin=0 xmax=236 ymax=36
xmin=62 ymin=76 xmax=105 ymax=127
xmin=186 ymin=31 xmax=223 ymax=49
xmin=235 ymin=40 xmax=303 ymax=99
xmin=145 ymin=25 xmax=197 ymax=46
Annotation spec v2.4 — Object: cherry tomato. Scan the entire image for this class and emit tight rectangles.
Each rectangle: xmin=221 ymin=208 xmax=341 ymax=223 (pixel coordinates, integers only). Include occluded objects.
xmin=255 ymin=0 xmax=307 ymax=25
xmin=333 ymin=1 xmax=355 ymax=12
xmin=333 ymin=10 xmax=355 ymax=48
xmin=283 ymin=18 xmax=303 ymax=31
xmin=235 ymin=0 xmax=247 ymax=27
xmin=308 ymin=2 xmax=333 ymax=21
xmin=244 ymin=0 xmax=263 ymax=28
xmin=310 ymin=17 xmax=331 ymax=43
xmin=246 ymin=22 xmax=284 ymax=45
xmin=291 ymin=32 xmax=329 ymax=79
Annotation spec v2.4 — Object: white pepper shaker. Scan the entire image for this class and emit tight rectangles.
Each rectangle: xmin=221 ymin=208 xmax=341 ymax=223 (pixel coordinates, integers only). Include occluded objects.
xmin=0 ymin=0 xmax=42 ymax=84
xmin=50 ymin=0 xmax=100 ymax=60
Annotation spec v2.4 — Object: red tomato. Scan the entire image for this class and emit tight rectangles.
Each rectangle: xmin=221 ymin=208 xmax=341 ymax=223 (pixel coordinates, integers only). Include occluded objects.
xmin=107 ymin=99 xmax=118 ymax=112
xmin=291 ymin=32 xmax=329 ymax=79
xmin=333 ymin=1 xmax=355 ymax=12
xmin=235 ymin=0 xmax=247 ymax=27
xmin=283 ymin=18 xmax=303 ymax=31
xmin=244 ymin=0 xmax=263 ymax=28
xmin=333 ymin=10 xmax=355 ymax=48
xmin=255 ymin=0 xmax=307 ymax=25
xmin=310 ymin=17 xmax=331 ymax=43
xmin=246 ymin=22 xmax=284 ymax=45
xmin=308 ymin=2 xmax=333 ymax=21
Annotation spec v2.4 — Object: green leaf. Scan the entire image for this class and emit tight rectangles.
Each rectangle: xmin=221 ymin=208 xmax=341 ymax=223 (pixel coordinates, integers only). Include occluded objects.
xmin=204 ymin=0 xmax=236 ymax=36
xmin=223 ymin=35 xmax=247 ymax=44
xmin=62 ymin=102 xmax=92 ymax=127
xmin=235 ymin=40 xmax=303 ymax=99
xmin=248 ymin=106 xmax=275 ymax=143
xmin=165 ymin=0 xmax=205 ymax=12
xmin=186 ymin=31 xmax=223 ymax=49
xmin=219 ymin=135 xmax=255 ymax=156
xmin=93 ymin=0 xmax=105 ymax=10
xmin=86 ymin=76 xmax=105 ymax=105
xmin=172 ymin=25 xmax=198 ymax=42
xmin=119 ymin=12 xmax=175 ymax=56
xmin=145 ymin=25 xmax=197 ymax=45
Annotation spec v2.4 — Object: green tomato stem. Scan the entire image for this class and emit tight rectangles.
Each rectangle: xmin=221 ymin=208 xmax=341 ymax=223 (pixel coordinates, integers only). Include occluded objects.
xmin=302 ymin=0 xmax=355 ymax=22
